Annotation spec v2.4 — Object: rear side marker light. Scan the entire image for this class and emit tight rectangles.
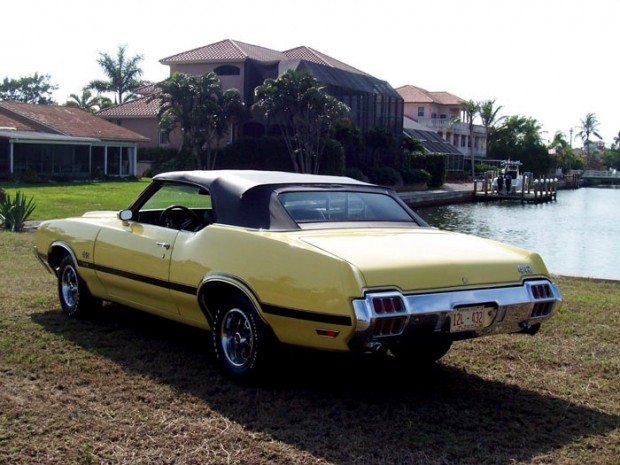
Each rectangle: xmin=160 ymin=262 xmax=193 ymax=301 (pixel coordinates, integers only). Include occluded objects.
xmin=316 ymin=328 xmax=340 ymax=338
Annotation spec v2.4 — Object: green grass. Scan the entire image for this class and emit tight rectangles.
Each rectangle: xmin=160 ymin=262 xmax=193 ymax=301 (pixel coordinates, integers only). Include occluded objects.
xmin=1 ymin=182 xmax=618 ymax=463
xmin=0 ymin=179 xmax=150 ymax=221
xmin=0 ymin=230 xmax=618 ymax=464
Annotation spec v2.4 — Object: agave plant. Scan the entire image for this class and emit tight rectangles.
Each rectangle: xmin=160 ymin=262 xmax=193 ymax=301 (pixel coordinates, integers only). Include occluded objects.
xmin=0 ymin=191 xmax=36 ymax=232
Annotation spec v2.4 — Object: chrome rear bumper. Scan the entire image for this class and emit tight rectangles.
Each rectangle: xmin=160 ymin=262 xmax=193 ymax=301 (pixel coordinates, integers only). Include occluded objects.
xmin=349 ymin=279 xmax=562 ymax=352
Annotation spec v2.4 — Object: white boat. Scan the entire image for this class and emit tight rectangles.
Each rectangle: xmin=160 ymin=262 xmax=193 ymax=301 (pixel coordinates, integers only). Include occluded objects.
xmin=493 ymin=160 xmax=523 ymax=194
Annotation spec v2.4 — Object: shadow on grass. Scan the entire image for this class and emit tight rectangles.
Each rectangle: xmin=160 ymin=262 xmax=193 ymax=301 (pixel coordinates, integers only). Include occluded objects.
xmin=33 ymin=304 xmax=619 ymax=465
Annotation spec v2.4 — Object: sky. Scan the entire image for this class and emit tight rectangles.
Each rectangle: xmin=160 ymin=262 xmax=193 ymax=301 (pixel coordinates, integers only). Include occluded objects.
xmin=3 ymin=0 xmax=619 ymax=146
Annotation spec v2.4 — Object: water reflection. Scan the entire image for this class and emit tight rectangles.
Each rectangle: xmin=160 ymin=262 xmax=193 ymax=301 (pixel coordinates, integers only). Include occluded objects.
xmin=417 ymin=187 xmax=620 ymax=281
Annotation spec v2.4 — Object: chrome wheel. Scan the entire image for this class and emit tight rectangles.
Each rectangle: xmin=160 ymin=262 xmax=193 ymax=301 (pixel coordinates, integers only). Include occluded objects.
xmin=61 ymin=264 xmax=79 ymax=311
xmin=220 ymin=308 xmax=255 ymax=368
xmin=57 ymin=255 xmax=101 ymax=318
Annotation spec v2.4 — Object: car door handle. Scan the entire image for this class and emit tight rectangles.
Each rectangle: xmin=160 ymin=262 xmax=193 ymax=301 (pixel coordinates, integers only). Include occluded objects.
xmin=156 ymin=242 xmax=171 ymax=250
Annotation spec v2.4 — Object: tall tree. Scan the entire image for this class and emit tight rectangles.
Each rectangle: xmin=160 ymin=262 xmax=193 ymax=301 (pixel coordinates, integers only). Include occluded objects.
xmin=478 ymin=99 xmax=504 ymax=158
xmin=253 ymin=69 xmax=350 ymax=174
xmin=490 ymin=115 xmax=551 ymax=175
xmin=575 ymin=112 xmax=603 ymax=167
xmin=0 ymin=73 xmax=57 ymax=104
xmin=549 ymin=130 xmax=578 ymax=173
xmin=460 ymin=99 xmax=480 ymax=178
xmin=65 ymin=89 xmax=112 ymax=113
xmin=88 ymin=44 xmax=146 ymax=104
xmin=153 ymin=72 xmax=245 ymax=169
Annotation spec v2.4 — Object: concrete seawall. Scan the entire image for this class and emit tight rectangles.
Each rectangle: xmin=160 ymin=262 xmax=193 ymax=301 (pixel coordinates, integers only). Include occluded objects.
xmin=398 ymin=183 xmax=474 ymax=208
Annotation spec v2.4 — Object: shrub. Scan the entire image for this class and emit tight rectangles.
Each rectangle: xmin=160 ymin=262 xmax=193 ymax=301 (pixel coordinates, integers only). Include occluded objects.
xmin=345 ymin=166 xmax=367 ymax=181
xmin=0 ymin=190 xmax=36 ymax=232
xmin=319 ymin=139 xmax=345 ymax=176
xmin=401 ymin=168 xmax=431 ymax=185
xmin=402 ymin=153 xmax=446 ymax=187
xmin=368 ymin=166 xmax=402 ymax=186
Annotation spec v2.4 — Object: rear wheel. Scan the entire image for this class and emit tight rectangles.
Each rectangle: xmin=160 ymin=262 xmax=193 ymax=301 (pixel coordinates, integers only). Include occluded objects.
xmin=57 ymin=255 xmax=101 ymax=318
xmin=213 ymin=296 xmax=272 ymax=381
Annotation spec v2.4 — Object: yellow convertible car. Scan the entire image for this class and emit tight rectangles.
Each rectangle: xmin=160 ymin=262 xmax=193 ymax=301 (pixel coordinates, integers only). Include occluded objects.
xmin=35 ymin=170 xmax=562 ymax=380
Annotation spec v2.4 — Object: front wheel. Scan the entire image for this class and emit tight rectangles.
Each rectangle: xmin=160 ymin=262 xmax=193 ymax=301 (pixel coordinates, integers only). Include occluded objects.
xmin=213 ymin=296 xmax=272 ymax=381
xmin=57 ymin=255 xmax=101 ymax=318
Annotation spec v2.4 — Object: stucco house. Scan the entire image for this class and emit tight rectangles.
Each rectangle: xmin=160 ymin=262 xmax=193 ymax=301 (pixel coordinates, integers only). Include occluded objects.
xmin=98 ymin=39 xmax=404 ymax=151
xmin=396 ymin=85 xmax=487 ymax=162
xmin=0 ymin=101 xmax=148 ymax=178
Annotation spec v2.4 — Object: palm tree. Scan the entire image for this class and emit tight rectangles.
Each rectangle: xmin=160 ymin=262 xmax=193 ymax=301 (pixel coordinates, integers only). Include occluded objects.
xmin=478 ymin=99 xmax=504 ymax=158
xmin=65 ymin=89 xmax=112 ymax=113
xmin=154 ymin=72 xmax=245 ymax=169
xmin=460 ymin=99 xmax=480 ymax=178
xmin=88 ymin=44 xmax=146 ymax=104
xmin=253 ymin=69 xmax=350 ymax=173
xmin=549 ymin=130 xmax=575 ymax=173
xmin=575 ymin=112 xmax=603 ymax=167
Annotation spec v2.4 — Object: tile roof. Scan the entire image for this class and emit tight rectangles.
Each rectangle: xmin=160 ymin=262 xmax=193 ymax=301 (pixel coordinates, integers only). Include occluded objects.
xmin=0 ymin=101 xmax=148 ymax=142
xmin=283 ymin=46 xmax=368 ymax=76
xmin=160 ymin=39 xmax=369 ymax=75
xmin=97 ymin=96 xmax=160 ymax=118
xmin=396 ymin=85 xmax=463 ymax=105
xmin=160 ymin=39 xmax=287 ymax=64
xmin=0 ymin=111 xmax=33 ymax=131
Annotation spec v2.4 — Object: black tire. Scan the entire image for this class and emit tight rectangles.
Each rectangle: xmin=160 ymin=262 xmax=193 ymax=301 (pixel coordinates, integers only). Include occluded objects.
xmin=212 ymin=295 xmax=271 ymax=381
xmin=57 ymin=255 xmax=101 ymax=318
xmin=391 ymin=337 xmax=453 ymax=366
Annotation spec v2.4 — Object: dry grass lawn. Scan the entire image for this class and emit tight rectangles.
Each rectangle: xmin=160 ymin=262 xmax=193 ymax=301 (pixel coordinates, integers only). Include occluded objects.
xmin=1 ymin=231 xmax=618 ymax=464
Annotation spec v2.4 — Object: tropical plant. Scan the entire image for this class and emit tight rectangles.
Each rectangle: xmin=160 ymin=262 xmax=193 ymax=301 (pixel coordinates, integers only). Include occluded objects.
xmin=65 ymin=89 xmax=112 ymax=113
xmin=88 ymin=44 xmax=146 ymax=104
xmin=478 ymin=99 xmax=504 ymax=158
xmin=575 ymin=113 xmax=603 ymax=167
xmin=153 ymin=72 xmax=245 ymax=169
xmin=0 ymin=190 xmax=36 ymax=232
xmin=490 ymin=115 xmax=551 ymax=176
xmin=460 ymin=99 xmax=480 ymax=178
xmin=549 ymin=131 xmax=579 ymax=173
xmin=0 ymin=72 xmax=57 ymax=104
xmin=253 ymin=69 xmax=350 ymax=174
xmin=364 ymin=127 xmax=396 ymax=168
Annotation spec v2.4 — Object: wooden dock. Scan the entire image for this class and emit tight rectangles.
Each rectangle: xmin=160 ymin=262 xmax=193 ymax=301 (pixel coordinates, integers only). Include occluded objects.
xmin=473 ymin=174 xmax=558 ymax=204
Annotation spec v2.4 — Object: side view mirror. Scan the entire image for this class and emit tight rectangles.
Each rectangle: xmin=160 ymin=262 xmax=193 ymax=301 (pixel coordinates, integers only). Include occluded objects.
xmin=118 ymin=209 xmax=133 ymax=221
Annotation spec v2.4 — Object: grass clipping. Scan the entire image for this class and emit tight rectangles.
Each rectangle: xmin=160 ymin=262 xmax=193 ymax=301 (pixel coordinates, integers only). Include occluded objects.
xmin=1 ymin=231 xmax=618 ymax=465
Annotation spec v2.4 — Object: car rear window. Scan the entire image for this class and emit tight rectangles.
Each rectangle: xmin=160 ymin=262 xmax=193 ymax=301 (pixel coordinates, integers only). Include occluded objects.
xmin=279 ymin=191 xmax=413 ymax=223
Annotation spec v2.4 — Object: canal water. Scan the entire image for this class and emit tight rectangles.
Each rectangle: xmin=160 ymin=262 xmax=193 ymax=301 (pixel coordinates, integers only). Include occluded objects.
xmin=417 ymin=187 xmax=620 ymax=281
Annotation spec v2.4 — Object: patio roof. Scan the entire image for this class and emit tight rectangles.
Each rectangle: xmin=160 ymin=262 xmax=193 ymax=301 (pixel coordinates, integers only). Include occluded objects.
xmin=0 ymin=101 xmax=149 ymax=142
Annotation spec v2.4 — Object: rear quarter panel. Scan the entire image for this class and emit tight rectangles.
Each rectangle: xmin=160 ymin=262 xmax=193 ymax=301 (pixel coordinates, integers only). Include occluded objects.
xmin=169 ymin=225 xmax=366 ymax=350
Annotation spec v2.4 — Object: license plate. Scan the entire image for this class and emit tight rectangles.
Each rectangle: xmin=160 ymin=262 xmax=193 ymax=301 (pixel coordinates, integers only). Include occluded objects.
xmin=450 ymin=305 xmax=490 ymax=333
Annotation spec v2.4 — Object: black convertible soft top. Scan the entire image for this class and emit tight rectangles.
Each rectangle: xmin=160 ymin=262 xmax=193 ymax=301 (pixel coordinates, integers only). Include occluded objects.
xmin=150 ymin=170 xmax=423 ymax=230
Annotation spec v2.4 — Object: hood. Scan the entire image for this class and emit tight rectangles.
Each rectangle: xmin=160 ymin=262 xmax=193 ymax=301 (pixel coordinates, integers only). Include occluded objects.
xmin=298 ymin=228 xmax=549 ymax=291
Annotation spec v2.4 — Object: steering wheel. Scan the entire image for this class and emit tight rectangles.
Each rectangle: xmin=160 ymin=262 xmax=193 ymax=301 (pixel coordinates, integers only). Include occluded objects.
xmin=158 ymin=205 xmax=200 ymax=230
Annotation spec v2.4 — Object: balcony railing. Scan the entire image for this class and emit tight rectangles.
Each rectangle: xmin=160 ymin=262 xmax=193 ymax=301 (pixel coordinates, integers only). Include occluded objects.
xmin=417 ymin=117 xmax=485 ymax=134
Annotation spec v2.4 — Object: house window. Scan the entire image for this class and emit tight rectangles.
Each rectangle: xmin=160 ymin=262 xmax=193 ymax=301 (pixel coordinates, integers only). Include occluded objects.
xmin=159 ymin=130 xmax=170 ymax=146
xmin=417 ymin=106 xmax=425 ymax=117
xmin=440 ymin=114 xmax=447 ymax=119
xmin=214 ymin=65 xmax=241 ymax=76
xmin=431 ymin=113 xmax=437 ymax=119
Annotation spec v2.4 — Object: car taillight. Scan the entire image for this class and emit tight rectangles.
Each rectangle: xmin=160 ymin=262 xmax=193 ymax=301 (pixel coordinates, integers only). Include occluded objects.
xmin=531 ymin=283 xmax=552 ymax=299
xmin=372 ymin=296 xmax=405 ymax=314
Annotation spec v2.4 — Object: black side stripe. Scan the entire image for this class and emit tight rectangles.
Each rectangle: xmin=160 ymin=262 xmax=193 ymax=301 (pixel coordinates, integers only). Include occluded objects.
xmin=262 ymin=304 xmax=352 ymax=327
xmin=79 ymin=260 xmax=351 ymax=326
xmin=79 ymin=261 xmax=197 ymax=295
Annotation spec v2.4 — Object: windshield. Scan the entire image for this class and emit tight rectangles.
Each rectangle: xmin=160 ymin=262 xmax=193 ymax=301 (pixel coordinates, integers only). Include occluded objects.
xmin=279 ymin=191 xmax=414 ymax=223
